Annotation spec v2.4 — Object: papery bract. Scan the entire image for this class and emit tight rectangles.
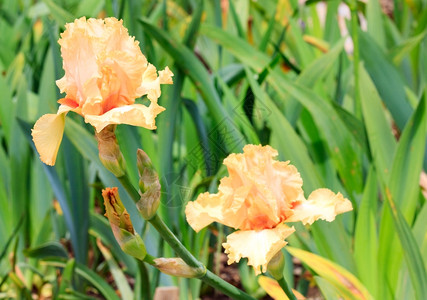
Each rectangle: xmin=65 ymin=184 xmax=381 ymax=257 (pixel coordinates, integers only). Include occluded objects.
xmin=185 ymin=144 xmax=352 ymax=275
xmin=32 ymin=17 xmax=173 ymax=165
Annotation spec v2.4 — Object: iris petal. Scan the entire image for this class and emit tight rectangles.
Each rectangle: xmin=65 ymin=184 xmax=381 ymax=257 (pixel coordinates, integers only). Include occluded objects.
xmin=222 ymin=224 xmax=295 ymax=275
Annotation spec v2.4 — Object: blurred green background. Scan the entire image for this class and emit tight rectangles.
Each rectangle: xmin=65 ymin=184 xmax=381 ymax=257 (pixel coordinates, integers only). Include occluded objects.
xmin=0 ymin=0 xmax=427 ymax=299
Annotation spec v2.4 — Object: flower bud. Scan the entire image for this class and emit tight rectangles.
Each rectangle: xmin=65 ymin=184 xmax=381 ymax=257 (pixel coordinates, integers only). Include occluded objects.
xmin=136 ymin=149 xmax=161 ymax=220
xmin=103 ymin=187 xmax=146 ymax=260
xmin=153 ymin=258 xmax=206 ymax=278
xmin=95 ymin=125 xmax=126 ymax=177
xmin=268 ymin=250 xmax=285 ymax=280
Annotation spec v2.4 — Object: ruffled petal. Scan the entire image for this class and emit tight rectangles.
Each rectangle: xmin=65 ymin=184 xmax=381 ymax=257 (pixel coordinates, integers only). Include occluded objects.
xmin=286 ymin=188 xmax=352 ymax=225
xmin=159 ymin=66 xmax=174 ymax=84
xmin=136 ymin=64 xmax=173 ymax=102
xmin=222 ymin=224 xmax=295 ymax=275
xmin=185 ymin=190 xmax=247 ymax=232
xmin=84 ymin=103 xmax=165 ymax=132
xmin=57 ymin=17 xmax=152 ymax=108
xmin=31 ymin=113 xmax=66 ymax=166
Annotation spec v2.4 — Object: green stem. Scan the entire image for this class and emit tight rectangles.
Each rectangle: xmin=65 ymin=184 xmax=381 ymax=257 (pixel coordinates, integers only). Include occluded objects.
xmin=143 ymin=253 xmax=156 ymax=265
xmin=277 ymin=277 xmax=297 ymax=300
xmin=137 ymin=260 xmax=151 ymax=300
xmin=118 ymin=174 xmax=140 ymax=201
xmin=118 ymin=173 xmax=256 ymax=300
xmin=149 ymin=214 xmax=202 ymax=269
xmin=202 ymin=270 xmax=254 ymax=300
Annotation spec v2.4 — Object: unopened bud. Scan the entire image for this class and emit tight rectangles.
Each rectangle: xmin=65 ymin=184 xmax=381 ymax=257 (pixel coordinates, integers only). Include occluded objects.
xmin=136 ymin=149 xmax=161 ymax=220
xmin=154 ymin=258 xmax=206 ymax=278
xmin=268 ymin=250 xmax=285 ymax=280
xmin=103 ymin=187 xmax=146 ymax=260
xmin=95 ymin=125 xmax=126 ymax=177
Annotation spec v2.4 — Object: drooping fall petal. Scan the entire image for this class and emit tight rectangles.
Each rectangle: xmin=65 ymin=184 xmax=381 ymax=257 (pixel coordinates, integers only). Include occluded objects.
xmin=222 ymin=224 xmax=295 ymax=275
xmin=286 ymin=188 xmax=352 ymax=225
xmin=185 ymin=189 xmax=247 ymax=232
xmin=31 ymin=112 xmax=67 ymax=166
xmin=84 ymin=103 xmax=165 ymax=132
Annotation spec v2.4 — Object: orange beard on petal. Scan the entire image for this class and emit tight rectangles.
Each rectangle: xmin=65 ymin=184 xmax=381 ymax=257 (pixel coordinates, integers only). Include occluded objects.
xmin=245 ymin=214 xmax=278 ymax=231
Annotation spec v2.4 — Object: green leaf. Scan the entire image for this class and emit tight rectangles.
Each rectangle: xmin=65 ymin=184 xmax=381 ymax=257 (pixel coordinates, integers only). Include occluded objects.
xmin=42 ymin=0 xmax=74 ymax=25
xmin=384 ymin=94 xmax=427 ymax=299
xmin=287 ymin=247 xmax=373 ymax=300
xmin=243 ymin=67 xmax=322 ymax=191
xmin=24 ymin=242 xmax=68 ymax=259
xmin=0 ymin=214 xmax=24 ymax=263
xmin=359 ymin=64 xmax=396 ymax=180
xmin=62 ymin=134 xmax=89 ymax=264
xmin=354 ymin=168 xmax=378 ymax=297
xmin=389 ymin=30 xmax=427 ymax=65
xmin=18 ymin=119 xmax=79 ymax=262
xmin=333 ymin=104 xmax=369 ymax=154
xmin=359 ymin=30 xmax=412 ymax=130
xmin=314 ymin=276 xmax=343 ymax=300
xmin=76 ymin=0 xmax=105 ymax=17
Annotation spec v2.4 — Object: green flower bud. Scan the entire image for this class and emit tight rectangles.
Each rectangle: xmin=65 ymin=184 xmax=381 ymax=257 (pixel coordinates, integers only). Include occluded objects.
xmin=154 ymin=258 xmax=206 ymax=278
xmin=136 ymin=149 xmax=161 ymax=220
xmin=95 ymin=125 xmax=126 ymax=177
xmin=268 ymin=250 xmax=285 ymax=280
xmin=103 ymin=187 xmax=146 ymax=260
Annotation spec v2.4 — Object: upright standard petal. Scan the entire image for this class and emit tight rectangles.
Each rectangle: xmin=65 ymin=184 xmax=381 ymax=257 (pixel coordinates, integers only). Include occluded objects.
xmin=222 ymin=224 xmax=295 ymax=275
xmin=84 ymin=103 xmax=165 ymax=132
xmin=31 ymin=113 xmax=66 ymax=166
xmin=286 ymin=188 xmax=352 ymax=225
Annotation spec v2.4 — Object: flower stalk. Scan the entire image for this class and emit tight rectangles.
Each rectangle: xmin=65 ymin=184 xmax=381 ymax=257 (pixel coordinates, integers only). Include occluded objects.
xmin=117 ymin=173 xmax=256 ymax=300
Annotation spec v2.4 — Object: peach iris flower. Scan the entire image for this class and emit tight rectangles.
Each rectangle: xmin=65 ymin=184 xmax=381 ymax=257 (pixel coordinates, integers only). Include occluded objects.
xmin=185 ymin=145 xmax=352 ymax=275
xmin=32 ymin=17 xmax=173 ymax=165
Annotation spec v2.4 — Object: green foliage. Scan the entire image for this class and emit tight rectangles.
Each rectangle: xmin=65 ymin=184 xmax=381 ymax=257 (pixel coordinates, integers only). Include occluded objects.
xmin=0 ymin=0 xmax=426 ymax=299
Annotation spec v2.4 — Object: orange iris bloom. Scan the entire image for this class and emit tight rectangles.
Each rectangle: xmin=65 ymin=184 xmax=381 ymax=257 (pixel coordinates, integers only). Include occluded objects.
xmin=185 ymin=145 xmax=352 ymax=275
xmin=32 ymin=17 xmax=173 ymax=165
